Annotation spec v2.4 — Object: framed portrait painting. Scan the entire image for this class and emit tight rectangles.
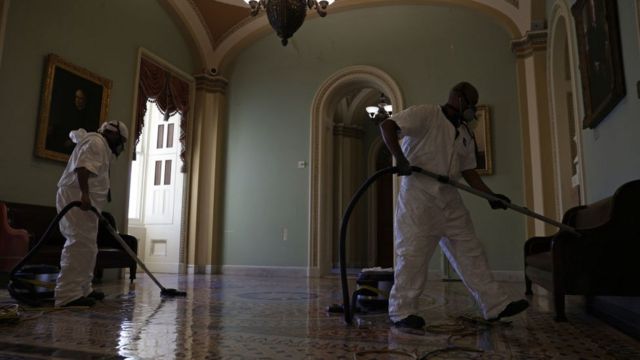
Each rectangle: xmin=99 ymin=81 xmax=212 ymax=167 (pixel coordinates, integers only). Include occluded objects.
xmin=35 ymin=54 xmax=112 ymax=162
xmin=572 ymin=0 xmax=625 ymax=129
xmin=471 ymin=105 xmax=492 ymax=176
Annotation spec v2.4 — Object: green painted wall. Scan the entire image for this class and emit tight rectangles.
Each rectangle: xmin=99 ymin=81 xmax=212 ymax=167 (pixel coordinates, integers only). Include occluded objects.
xmin=224 ymin=5 xmax=525 ymax=270
xmin=0 ymin=0 xmax=197 ymax=227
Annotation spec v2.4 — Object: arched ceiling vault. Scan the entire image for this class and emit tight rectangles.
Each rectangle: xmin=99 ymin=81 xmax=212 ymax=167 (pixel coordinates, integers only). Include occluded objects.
xmin=166 ymin=0 xmax=533 ymax=75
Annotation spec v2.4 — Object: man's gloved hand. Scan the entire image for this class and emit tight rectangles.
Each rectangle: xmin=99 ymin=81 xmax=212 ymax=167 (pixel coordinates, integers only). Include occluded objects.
xmin=396 ymin=157 xmax=412 ymax=176
xmin=489 ymin=193 xmax=510 ymax=210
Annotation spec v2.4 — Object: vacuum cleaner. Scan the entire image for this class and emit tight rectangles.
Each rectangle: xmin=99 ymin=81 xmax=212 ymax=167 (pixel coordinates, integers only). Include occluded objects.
xmin=8 ymin=201 xmax=186 ymax=306
xmin=338 ymin=165 xmax=580 ymax=325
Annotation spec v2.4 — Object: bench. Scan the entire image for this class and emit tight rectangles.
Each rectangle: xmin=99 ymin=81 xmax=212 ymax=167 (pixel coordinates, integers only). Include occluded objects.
xmin=524 ymin=179 xmax=640 ymax=321
xmin=0 ymin=201 xmax=137 ymax=282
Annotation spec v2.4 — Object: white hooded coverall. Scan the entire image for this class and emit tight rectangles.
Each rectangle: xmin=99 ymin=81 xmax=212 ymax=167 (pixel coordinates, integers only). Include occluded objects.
xmin=388 ymin=105 xmax=510 ymax=322
xmin=54 ymin=130 xmax=112 ymax=307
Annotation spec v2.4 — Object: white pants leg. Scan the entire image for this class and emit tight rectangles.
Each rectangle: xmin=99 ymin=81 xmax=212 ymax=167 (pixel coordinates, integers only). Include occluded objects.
xmin=388 ymin=193 xmax=441 ymax=323
xmin=439 ymin=197 xmax=510 ymax=319
xmin=54 ymin=188 xmax=101 ymax=307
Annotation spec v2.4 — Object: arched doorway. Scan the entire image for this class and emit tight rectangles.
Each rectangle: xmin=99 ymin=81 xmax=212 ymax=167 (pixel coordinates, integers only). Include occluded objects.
xmin=548 ymin=4 xmax=586 ymax=215
xmin=309 ymin=66 xmax=403 ymax=276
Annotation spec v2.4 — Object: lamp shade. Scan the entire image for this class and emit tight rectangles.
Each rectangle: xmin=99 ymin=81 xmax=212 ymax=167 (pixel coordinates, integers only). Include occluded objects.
xmin=366 ymin=106 xmax=379 ymax=118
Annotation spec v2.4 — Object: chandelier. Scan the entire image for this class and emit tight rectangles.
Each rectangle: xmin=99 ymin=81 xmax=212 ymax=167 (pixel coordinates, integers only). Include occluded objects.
xmin=243 ymin=0 xmax=335 ymax=46
xmin=366 ymin=93 xmax=393 ymax=121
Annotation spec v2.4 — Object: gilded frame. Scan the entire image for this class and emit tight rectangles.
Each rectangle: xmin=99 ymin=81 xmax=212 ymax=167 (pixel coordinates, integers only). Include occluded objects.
xmin=35 ymin=54 xmax=112 ymax=162
xmin=472 ymin=105 xmax=493 ymax=176
xmin=571 ymin=0 xmax=625 ymax=129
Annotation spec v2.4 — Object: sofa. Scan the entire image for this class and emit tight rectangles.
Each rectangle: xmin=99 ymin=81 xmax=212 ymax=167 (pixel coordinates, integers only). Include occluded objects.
xmin=524 ymin=179 xmax=640 ymax=321
xmin=0 ymin=200 xmax=137 ymax=282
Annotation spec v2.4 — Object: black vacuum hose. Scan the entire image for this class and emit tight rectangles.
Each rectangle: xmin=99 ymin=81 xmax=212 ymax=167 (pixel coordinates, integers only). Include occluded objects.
xmin=9 ymin=201 xmax=83 ymax=279
xmin=339 ymin=165 xmax=424 ymax=325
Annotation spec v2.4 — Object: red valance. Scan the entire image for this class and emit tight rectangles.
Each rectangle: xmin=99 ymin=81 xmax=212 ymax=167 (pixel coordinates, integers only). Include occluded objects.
xmin=136 ymin=57 xmax=190 ymax=172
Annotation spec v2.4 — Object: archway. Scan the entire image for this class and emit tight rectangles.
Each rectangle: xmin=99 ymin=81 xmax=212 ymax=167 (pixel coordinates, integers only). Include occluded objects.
xmin=548 ymin=3 xmax=586 ymax=215
xmin=309 ymin=66 xmax=403 ymax=276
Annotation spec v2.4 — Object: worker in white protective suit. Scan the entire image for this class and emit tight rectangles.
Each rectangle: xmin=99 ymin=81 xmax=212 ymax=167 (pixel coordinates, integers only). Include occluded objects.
xmin=54 ymin=120 xmax=128 ymax=307
xmin=379 ymin=82 xmax=529 ymax=330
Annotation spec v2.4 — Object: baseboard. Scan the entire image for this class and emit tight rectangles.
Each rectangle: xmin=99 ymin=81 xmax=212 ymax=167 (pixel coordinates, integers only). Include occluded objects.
xmin=587 ymin=296 xmax=640 ymax=340
xmin=181 ymin=267 xmax=524 ymax=281
xmin=433 ymin=270 xmax=524 ymax=282
xmin=186 ymin=265 xmax=219 ymax=274
xmin=492 ymin=271 xmax=525 ymax=282
xmin=221 ymin=265 xmax=307 ymax=278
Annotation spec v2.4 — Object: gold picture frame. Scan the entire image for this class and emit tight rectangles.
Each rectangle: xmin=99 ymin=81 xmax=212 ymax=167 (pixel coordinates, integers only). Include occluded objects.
xmin=571 ymin=0 xmax=625 ymax=129
xmin=35 ymin=54 xmax=112 ymax=162
xmin=471 ymin=105 xmax=492 ymax=175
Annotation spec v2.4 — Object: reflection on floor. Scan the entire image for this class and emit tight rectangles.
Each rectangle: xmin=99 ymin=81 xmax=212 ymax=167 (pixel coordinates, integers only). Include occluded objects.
xmin=1 ymin=274 xmax=639 ymax=359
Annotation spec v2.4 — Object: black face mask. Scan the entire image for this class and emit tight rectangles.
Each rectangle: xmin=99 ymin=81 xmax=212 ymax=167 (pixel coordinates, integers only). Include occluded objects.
xmin=109 ymin=139 xmax=125 ymax=157
xmin=104 ymin=122 xmax=126 ymax=157
xmin=456 ymin=90 xmax=477 ymax=123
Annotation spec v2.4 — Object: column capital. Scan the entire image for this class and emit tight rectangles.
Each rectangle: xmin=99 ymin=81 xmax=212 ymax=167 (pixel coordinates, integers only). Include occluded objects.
xmin=333 ymin=123 xmax=364 ymax=139
xmin=194 ymin=73 xmax=228 ymax=94
xmin=511 ymin=30 xmax=548 ymax=58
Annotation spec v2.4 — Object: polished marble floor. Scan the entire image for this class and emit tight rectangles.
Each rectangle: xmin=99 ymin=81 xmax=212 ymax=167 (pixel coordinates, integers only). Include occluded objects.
xmin=0 ymin=273 xmax=639 ymax=359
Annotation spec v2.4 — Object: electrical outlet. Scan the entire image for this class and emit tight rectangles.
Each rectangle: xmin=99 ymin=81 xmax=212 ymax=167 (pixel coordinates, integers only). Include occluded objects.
xmin=282 ymin=227 xmax=288 ymax=241
xmin=297 ymin=161 xmax=307 ymax=168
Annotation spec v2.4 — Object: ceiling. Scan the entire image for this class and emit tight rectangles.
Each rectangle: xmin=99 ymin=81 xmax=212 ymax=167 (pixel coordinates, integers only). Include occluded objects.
xmin=191 ymin=0 xmax=251 ymax=45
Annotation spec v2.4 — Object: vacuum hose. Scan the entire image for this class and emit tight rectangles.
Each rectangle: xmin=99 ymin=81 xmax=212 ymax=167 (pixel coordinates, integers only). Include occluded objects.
xmin=339 ymin=166 xmax=407 ymax=324
xmin=9 ymin=201 xmax=186 ymax=304
xmin=339 ymin=165 xmax=580 ymax=325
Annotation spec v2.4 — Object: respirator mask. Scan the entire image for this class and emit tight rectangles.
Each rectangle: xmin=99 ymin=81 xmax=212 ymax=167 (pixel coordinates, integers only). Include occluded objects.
xmin=457 ymin=90 xmax=477 ymax=123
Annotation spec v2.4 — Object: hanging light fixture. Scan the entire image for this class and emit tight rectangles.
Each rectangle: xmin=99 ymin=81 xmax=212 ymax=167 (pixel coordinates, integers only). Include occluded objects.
xmin=243 ymin=0 xmax=335 ymax=46
xmin=366 ymin=93 xmax=393 ymax=121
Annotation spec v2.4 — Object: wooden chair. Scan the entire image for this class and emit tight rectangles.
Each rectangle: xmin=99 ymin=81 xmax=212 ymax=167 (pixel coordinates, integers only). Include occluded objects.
xmin=524 ymin=179 xmax=640 ymax=321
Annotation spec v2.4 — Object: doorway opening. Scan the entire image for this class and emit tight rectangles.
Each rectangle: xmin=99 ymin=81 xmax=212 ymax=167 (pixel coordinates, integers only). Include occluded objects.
xmin=330 ymin=89 xmax=394 ymax=272
xmin=127 ymin=102 xmax=185 ymax=273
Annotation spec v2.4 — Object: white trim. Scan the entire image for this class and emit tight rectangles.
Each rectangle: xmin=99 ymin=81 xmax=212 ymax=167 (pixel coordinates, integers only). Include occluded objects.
xmin=126 ymin=48 xmax=196 ymax=273
xmin=165 ymin=0 xmax=213 ymax=70
xmin=524 ymin=56 xmax=545 ymax=236
xmin=138 ymin=48 xmax=197 ymax=84
xmin=221 ymin=265 xmax=308 ymax=278
xmin=186 ymin=264 xmax=218 ymax=274
xmin=547 ymin=1 xmax=587 ymax=217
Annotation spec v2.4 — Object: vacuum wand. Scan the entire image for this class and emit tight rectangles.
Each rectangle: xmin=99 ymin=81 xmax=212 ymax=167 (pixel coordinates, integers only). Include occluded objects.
xmin=411 ymin=166 xmax=581 ymax=237
xmin=88 ymin=206 xmax=187 ymax=297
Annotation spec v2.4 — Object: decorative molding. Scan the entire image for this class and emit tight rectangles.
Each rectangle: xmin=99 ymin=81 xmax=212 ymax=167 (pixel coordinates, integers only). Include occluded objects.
xmin=195 ymin=73 xmax=229 ymax=93
xmin=511 ymin=30 xmax=548 ymax=58
xmin=310 ymin=65 xmax=403 ymax=276
xmin=188 ymin=0 xmax=216 ymax=51
xmin=213 ymin=0 xmax=524 ymax=73
xmin=215 ymin=14 xmax=259 ymax=49
xmin=333 ymin=123 xmax=364 ymax=138
xmin=165 ymin=0 xmax=214 ymax=69
xmin=504 ymin=0 xmax=519 ymax=9
xmin=428 ymin=270 xmax=523 ymax=282
xmin=187 ymin=264 xmax=220 ymax=274
xmin=221 ymin=265 xmax=308 ymax=278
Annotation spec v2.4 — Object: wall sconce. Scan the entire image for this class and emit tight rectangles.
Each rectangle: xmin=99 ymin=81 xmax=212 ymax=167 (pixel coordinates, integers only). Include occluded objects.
xmin=366 ymin=93 xmax=393 ymax=121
